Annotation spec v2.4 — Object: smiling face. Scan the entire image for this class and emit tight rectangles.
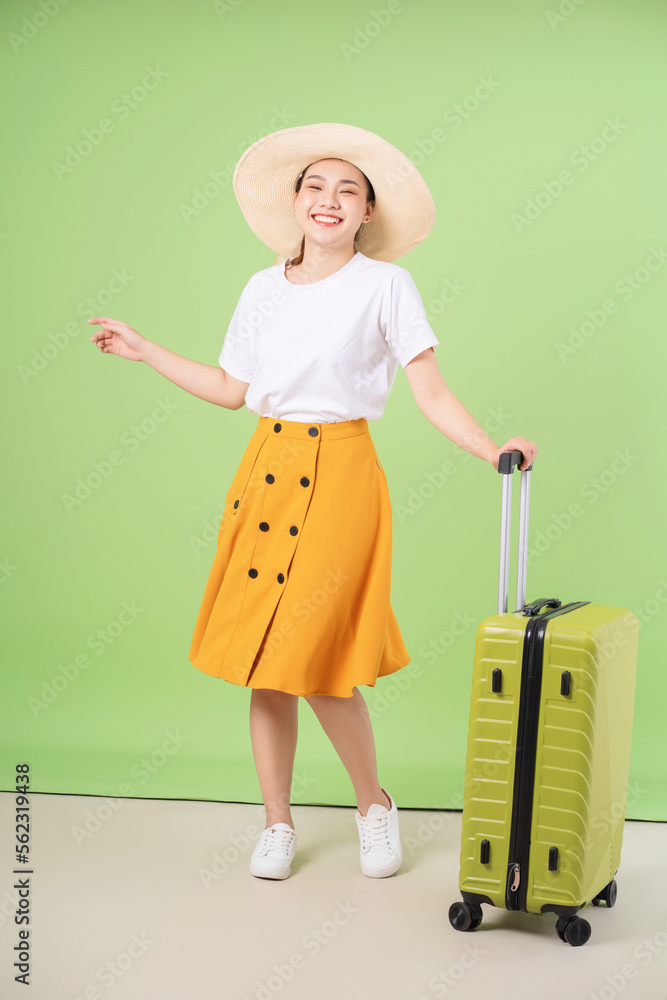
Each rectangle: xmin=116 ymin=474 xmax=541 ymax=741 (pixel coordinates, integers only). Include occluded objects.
xmin=293 ymin=158 xmax=374 ymax=251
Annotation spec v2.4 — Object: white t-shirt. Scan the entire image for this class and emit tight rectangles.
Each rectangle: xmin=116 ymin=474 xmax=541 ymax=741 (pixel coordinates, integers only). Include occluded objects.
xmin=218 ymin=250 xmax=440 ymax=422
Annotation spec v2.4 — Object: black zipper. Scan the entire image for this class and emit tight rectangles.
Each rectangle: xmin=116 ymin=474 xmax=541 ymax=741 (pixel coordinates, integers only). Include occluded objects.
xmin=505 ymin=601 xmax=591 ymax=911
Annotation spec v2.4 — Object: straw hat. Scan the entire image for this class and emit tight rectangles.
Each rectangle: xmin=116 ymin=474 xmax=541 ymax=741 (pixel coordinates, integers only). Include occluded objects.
xmin=232 ymin=122 xmax=435 ymax=263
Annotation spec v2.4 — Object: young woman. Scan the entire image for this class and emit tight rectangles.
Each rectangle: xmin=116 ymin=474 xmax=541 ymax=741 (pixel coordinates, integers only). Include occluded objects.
xmin=89 ymin=122 xmax=538 ymax=882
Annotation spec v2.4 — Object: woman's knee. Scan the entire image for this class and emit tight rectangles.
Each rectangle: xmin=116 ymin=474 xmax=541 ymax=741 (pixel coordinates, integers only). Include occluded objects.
xmin=251 ymin=687 xmax=297 ymax=703
xmin=305 ymin=687 xmax=358 ymax=707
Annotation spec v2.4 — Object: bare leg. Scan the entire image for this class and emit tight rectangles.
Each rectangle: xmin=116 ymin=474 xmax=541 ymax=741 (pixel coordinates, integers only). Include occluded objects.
xmin=305 ymin=687 xmax=391 ymax=816
xmin=249 ymin=688 xmax=299 ymax=830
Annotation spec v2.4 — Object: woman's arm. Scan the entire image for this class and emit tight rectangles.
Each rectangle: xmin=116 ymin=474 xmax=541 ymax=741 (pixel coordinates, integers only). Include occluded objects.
xmin=89 ymin=316 xmax=248 ymax=410
xmin=142 ymin=340 xmax=248 ymax=409
xmin=404 ymin=348 xmax=539 ymax=471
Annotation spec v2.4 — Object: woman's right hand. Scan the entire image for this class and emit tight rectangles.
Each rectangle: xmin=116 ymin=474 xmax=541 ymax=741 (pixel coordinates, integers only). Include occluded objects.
xmin=88 ymin=316 xmax=149 ymax=363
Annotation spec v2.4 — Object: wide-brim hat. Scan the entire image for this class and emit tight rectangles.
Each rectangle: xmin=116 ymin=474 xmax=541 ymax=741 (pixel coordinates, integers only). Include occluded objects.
xmin=232 ymin=122 xmax=436 ymax=263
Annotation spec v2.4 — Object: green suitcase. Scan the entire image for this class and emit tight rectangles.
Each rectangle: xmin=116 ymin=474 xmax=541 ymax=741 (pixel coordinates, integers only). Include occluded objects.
xmin=449 ymin=450 xmax=639 ymax=946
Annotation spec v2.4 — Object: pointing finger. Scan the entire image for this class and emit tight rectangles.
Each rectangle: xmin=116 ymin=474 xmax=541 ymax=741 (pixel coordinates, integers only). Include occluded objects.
xmin=88 ymin=317 xmax=121 ymax=326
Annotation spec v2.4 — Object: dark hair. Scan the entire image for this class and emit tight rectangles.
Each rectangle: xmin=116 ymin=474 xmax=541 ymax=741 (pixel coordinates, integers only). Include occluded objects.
xmin=284 ymin=158 xmax=375 ymax=270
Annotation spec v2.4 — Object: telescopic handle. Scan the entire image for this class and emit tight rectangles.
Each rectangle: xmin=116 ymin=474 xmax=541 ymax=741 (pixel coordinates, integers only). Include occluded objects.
xmin=497 ymin=450 xmax=533 ymax=614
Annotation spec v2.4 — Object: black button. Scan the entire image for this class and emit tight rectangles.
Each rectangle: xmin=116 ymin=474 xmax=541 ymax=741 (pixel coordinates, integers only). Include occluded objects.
xmin=289 ymin=525 xmax=298 ymax=536
xmin=277 ymin=573 xmax=285 ymax=584
xmin=265 ymin=474 xmax=275 ymax=484
xmin=248 ymin=568 xmax=258 ymax=578
xmin=233 ymin=499 xmax=239 ymax=508
xmin=274 ymin=422 xmax=282 ymax=433
xmin=308 ymin=426 xmax=318 ymax=436
xmin=300 ymin=477 xmax=310 ymax=487
xmin=259 ymin=522 xmax=269 ymax=532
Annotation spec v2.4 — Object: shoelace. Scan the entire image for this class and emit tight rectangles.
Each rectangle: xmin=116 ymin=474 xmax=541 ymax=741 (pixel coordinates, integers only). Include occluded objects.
xmin=260 ymin=827 xmax=294 ymax=857
xmin=358 ymin=814 xmax=391 ymax=853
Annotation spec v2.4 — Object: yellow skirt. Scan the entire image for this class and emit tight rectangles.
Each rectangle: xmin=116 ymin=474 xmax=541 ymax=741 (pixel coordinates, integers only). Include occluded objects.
xmin=188 ymin=415 xmax=411 ymax=698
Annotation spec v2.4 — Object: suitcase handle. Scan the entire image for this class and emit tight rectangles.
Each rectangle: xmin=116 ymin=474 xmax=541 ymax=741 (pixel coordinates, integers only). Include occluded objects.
xmin=497 ymin=450 xmax=532 ymax=614
xmin=522 ymin=597 xmax=561 ymax=617
xmin=497 ymin=449 xmax=534 ymax=474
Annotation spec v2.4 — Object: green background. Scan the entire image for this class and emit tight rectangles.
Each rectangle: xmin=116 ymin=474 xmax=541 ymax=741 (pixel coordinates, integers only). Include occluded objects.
xmin=1 ymin=0 xmax=665 ymax=819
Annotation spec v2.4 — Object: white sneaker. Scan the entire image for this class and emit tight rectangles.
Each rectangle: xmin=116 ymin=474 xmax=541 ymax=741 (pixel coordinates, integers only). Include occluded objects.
xmin=249 ymin=823 xmax=297 ymax=879
xmin=355 ymin=788 xmax=403 ymax=878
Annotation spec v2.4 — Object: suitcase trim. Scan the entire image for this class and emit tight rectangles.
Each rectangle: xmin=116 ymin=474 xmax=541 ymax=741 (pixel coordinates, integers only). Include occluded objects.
xmin=505 ymin=601 xmax=591 ymax=912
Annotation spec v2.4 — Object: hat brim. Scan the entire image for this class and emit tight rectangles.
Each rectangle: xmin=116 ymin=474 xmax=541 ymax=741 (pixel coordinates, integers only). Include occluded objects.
xmin=232 ymin=122 xmax=435 ymax=263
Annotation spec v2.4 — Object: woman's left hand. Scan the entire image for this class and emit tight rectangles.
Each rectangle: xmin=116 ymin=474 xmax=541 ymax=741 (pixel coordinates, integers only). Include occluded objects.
xmin=489 ymin=436 xmax=539 ymax=472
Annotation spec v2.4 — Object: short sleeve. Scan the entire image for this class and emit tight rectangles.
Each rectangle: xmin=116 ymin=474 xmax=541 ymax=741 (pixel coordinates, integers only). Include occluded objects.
xmin=381 ymin=268 xmax=440 ymax=368
xmin=218 ymin=282 xmax=255 ymax=383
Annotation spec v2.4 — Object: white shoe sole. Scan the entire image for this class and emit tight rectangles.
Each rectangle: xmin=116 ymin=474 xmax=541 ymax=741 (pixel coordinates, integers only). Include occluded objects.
xmin=249 ymin=862 xmax=293 ymax=879
xmin=360 ymin=846 xmax=403 ymax=878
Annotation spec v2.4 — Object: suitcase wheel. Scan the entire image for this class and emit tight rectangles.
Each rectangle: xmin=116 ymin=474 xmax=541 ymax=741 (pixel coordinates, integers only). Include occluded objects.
xmin=555 ymin=914 xmax=591 ymax=946
xmin=592 ymin=879 xmax=617 ymax=908
xmin=448 ymin=900 xmax=483 ymax=932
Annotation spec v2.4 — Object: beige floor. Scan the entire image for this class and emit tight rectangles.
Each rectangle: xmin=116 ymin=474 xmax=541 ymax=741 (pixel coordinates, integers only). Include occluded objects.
xmin=0 ymin=792 xmax=665 ymax=1000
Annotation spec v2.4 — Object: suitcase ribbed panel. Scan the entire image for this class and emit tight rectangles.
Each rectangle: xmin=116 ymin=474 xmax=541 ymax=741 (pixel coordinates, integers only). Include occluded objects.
xmin=526 ymin=605 xmax=639 ymax=913
xmin=459 ymin=616 xmax=527 ymax=906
